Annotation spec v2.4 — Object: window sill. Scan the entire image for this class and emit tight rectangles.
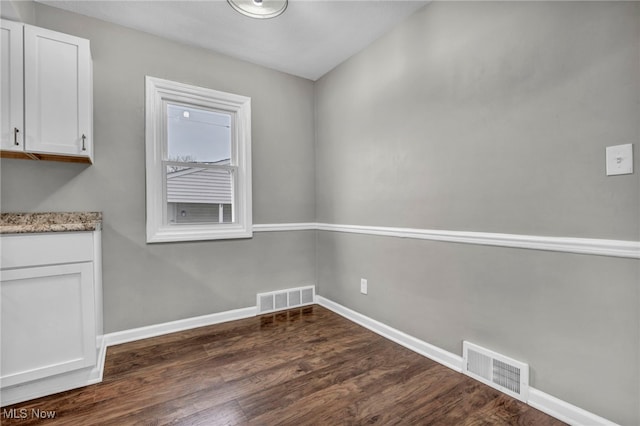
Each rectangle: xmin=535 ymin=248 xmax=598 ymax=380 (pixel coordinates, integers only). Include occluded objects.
xmin=146 ymin=224 xmax=253 ymax=243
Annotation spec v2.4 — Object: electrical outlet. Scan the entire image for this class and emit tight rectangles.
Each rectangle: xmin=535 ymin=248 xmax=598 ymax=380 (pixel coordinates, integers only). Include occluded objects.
xmin=360 ymin=278 xmax=368 ymax=295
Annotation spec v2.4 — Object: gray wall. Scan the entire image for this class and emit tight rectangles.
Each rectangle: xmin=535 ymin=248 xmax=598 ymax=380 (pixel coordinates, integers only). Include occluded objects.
xmin=315 ymin=2 xmax=639 ymax=425
xmin=316 ymin=1 xmax=639 ymax=240
xmin=0 ymin=4 xmax=317 ymax=332
xmin=0 ymin=1 xmax=35 ymax=25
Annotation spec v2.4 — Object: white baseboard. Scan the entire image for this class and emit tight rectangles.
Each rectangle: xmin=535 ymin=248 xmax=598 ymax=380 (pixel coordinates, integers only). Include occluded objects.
xmin=316 ymin=296 xmax=463 ymax=372
xmin=316 ymin=296 xmax=619 ymax=426
xmin=103 ymin=306 xmax=257 ymax=347
xmin=528 ymin=388 xmax=619 ymax=426
xmin=94 ymin=335 xmax=108 ymax=382
xmin=1 ymin=338 xmax=107 ymax=407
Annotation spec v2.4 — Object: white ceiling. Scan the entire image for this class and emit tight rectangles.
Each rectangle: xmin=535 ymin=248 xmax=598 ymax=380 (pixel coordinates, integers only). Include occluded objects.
xmin=36 ymin=0 xmax=429 ymax=81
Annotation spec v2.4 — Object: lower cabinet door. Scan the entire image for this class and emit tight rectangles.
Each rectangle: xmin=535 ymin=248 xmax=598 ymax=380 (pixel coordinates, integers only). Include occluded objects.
xmin=1 ymin=262 xmax=96 ymax=387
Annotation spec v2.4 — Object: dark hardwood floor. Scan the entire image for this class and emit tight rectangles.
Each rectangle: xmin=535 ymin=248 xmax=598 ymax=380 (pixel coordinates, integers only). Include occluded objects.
xmin=2 ymin=306 xmax=564 ymax=425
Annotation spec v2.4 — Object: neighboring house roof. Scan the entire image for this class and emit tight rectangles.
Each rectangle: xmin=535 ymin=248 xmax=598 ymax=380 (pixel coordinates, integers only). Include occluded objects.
xmin=167 ymin=165 xmax=232 ymax=205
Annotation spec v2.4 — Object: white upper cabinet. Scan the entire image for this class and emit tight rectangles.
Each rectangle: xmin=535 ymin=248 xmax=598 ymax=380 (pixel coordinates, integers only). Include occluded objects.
xmin=24 ymin=25 xmax=92 ymax=160
xmin=0 ymin=20 xmax=93 ymax=163
xmin=1 ymin=19 xmax=24 ymax=152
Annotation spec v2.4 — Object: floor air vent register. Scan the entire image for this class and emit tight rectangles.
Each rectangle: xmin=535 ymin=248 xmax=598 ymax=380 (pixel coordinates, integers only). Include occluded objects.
xmin=257 ymin=285 xmax=315 ymax=314
xmin=462 ymin=341 xmax=529 ymax=402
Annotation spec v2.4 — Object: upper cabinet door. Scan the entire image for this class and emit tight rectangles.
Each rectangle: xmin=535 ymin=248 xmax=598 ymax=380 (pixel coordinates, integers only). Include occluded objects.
xmin=24 ymin=25 xmax=92 ymax=159
xmin=1 ymin=20 xmax=24 ymax=152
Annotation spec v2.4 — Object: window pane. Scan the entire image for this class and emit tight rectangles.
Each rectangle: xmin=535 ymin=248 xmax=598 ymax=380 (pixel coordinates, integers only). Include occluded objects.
xmin=166 ymin=104 xmax=231 ymax=164
xmin=169 ymin=203 xmax=233 ymax=224
xmin=166 ymin=165 xmax=233 ymax=224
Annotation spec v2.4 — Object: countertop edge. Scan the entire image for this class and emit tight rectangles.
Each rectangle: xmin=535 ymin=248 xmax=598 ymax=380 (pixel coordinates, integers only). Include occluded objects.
xmin=0 ymin=212 xmax=103 ymax=234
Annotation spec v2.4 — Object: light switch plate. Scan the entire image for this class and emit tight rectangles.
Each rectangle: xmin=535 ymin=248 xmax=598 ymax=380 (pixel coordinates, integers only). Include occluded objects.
xmin=606 ymin=144 xmax=633 ymax=176
xmin=360 ymin=278 xmax=368 ymax=295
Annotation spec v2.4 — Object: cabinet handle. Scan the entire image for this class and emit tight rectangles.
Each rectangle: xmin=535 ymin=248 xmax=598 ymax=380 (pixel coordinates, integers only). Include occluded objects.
xmin=14 ymin=128 xmax=19 ymax=145
xmin=81 ymin=134 xmax=86 ymax=151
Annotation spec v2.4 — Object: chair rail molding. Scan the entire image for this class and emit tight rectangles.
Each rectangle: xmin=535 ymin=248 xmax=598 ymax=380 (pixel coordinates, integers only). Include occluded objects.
xmin=253 ymin=223 xmax=640 ymax=259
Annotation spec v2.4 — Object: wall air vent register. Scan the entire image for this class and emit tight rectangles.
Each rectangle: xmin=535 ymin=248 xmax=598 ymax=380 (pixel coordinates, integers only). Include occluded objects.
xmin=463 ymin=341 xmax=529 ymax=402
xmin=257 ymin=285 xmax=315 ymax=314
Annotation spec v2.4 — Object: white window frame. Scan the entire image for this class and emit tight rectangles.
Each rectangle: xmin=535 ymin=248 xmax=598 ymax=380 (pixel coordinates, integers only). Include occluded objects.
xmin=145 ymin=76 xmax=252 ymax=243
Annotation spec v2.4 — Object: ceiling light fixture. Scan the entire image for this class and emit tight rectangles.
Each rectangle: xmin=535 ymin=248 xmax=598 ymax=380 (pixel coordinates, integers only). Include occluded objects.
xmin=227 ymin=0 xmax=288 ymax=19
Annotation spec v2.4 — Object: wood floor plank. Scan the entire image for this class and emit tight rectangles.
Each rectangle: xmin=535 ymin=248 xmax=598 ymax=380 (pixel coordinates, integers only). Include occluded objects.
xmin=26 ymin=356 xmax=227 ymax=425
xmin=100 ymin=396 xmax=247 ymax=426
xmin=165 ymin=400 xmax=248 ymax=426
xmin=1 ymin=305 xmax=565 ymax=426
xmin=216 ymin=329 xmax=382 ymax=382
xmin=320 ymin=363 xmax=462 ymax=424
xmin=236 ymin=340 xmax=419 ymax=420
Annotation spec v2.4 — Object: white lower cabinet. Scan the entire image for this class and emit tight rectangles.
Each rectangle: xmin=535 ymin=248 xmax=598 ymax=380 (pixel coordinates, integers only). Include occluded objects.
xmin=0 ymin=231 xmax=103 ymax=406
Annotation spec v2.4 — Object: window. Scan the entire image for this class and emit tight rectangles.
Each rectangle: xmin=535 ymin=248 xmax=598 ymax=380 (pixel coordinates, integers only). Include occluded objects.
xmin=145 ymin=76 xmax=252 ymax=242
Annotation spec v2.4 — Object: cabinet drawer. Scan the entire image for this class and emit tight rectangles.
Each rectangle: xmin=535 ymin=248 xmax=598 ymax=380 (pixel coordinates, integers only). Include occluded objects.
xmin=1 ymin=232 xmax=94 ymax=269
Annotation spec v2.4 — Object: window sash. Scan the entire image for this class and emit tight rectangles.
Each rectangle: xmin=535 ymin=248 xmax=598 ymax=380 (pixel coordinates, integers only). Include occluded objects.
xmin=163 ymin=100 xmax=236 ymax=166
xmin=162 ymin=161 xmax=238 ymax=226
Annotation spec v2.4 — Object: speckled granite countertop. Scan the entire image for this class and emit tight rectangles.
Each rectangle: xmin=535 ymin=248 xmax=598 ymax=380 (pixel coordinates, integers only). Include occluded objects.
xmin=0 ymin=212 xmax=102 ymax=234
